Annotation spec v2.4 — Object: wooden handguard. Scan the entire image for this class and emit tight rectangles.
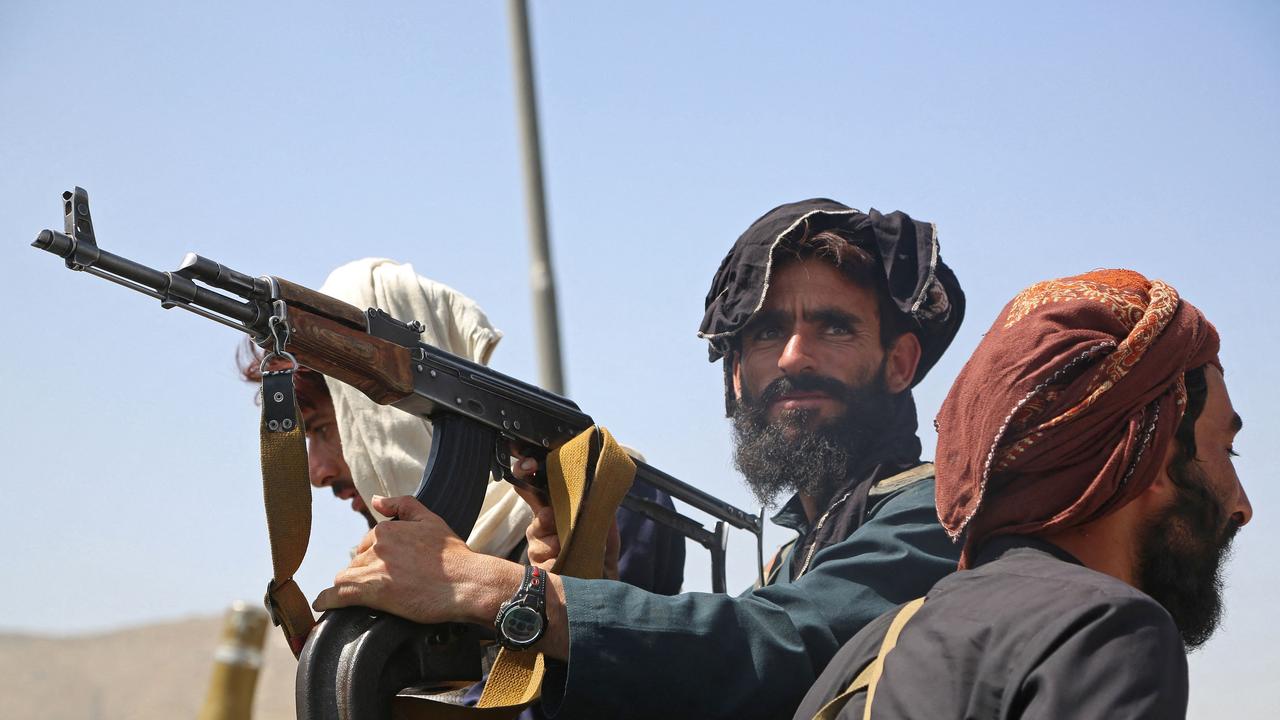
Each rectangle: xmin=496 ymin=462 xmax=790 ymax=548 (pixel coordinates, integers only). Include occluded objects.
xmin=285 ymin=306 xmax=415 ymax=405
xmin=274 ymin=277 xmax=369 ymax=330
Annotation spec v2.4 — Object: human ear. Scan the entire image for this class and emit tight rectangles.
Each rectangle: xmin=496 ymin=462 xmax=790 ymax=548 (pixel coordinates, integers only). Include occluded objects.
xmin=1134 ymin=445 xmax=1179 ymax=512
xmin=730 ymin=352 xmax=744 ymax=402
xmin=884 ymin=332 xmax=922 ymax=394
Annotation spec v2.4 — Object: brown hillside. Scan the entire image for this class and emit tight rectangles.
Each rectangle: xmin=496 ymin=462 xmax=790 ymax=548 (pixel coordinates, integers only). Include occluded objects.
xmin=0 ymin=615 xmax=298 ymax=720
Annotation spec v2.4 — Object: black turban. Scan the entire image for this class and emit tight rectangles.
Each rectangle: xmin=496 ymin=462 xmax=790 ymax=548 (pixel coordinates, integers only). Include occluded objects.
xmin=699 ymin=198 xmax=965 ymax=411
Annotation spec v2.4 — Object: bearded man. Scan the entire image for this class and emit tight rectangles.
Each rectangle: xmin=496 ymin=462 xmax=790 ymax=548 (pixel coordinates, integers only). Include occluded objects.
xmin=793 ymin=269 xmax=1252 ymax=720
xmin=314 ymin=199 xmax=966 ymax=719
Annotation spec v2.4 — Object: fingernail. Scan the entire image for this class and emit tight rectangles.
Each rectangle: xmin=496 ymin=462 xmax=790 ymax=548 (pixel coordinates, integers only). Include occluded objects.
xmin=371 ymin=495 xmax=385 ymax=503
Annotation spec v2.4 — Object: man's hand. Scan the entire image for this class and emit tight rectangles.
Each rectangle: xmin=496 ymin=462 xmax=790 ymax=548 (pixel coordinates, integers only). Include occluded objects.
xmin=312 ymin=495 xmax=522 ymax=626
xmin=312 ymin=494 xmax=573 ymax=661
xmin=509 ymin=450 xmax=622 ymax=579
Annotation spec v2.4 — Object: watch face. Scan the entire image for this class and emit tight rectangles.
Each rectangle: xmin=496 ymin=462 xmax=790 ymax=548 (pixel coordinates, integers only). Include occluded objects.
xmin=499 ymin=605 xmax=544 ymax=646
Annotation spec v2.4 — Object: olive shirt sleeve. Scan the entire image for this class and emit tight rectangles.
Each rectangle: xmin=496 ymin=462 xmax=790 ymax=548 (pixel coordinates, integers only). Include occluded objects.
xmin=540 ymin=479 xmax=958 ymax=720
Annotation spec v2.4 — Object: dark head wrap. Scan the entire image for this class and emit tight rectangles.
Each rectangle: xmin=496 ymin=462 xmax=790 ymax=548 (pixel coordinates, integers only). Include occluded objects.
xmin=934 ymin=269 xmax=1221 ymax=568
xmin=698 ymin=198 xmax=965 ymax=413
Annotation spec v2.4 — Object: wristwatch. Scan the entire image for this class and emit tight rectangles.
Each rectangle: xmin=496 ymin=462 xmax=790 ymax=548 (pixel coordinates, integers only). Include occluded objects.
xmin=494 ymin=565 xmax=548 ymax=650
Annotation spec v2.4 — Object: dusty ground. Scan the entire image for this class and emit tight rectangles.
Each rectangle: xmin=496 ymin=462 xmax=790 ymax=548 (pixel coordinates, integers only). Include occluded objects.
xmin=0 ymin=614 xmax=299 ymax=720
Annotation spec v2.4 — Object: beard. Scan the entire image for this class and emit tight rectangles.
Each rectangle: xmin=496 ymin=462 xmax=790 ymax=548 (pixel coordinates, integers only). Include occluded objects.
xmin=731 ymin=367 xmax=893 ymax=508
xmin=1135 ymin=456 xmax=1240 ymax=650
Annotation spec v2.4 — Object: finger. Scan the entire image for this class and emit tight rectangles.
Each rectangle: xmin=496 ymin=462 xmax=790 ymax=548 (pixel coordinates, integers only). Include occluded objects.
xmin=527 ymin=532 xmax=561 ymax=568
xmin=511 ymin=482 xmax=550 ymax=512
xmin=511 ymin=455 xmax=540 ymax=481
xmin=527 ymin=505 xmax=558 ymax=536
xmin=354 ymin=525 xmax=380 ymax=555
xmin=525 ymin=507 xmax=559 ymax=565
xmin=372 ymin=494 xmax=432 ymax=522
xmin=313 ymin=583 xmax=365 ymax=611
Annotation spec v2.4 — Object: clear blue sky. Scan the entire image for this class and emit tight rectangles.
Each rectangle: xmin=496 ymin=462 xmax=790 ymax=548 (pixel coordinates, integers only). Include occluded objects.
xmin=2 ymin=2 xmax=1276 ymax=717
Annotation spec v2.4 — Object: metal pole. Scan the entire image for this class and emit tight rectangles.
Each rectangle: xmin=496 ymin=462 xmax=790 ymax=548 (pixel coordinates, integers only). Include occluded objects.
xmin=508 ymin=0 xmax=566 ymax=394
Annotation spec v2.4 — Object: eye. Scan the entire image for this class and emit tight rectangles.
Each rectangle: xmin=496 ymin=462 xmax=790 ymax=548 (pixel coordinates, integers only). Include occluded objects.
xmin=752 ymin=325 xmax=782 ymax=342
xmin=1228 ymin=446 xmax=1240 ymax=458
xmin=308 ymin=422 xmax=335 ymax=442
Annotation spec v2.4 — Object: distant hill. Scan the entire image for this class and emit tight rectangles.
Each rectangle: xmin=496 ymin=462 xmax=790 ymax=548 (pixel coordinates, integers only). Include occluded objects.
xmin=0 ymin=615 xmax=298 ymax=720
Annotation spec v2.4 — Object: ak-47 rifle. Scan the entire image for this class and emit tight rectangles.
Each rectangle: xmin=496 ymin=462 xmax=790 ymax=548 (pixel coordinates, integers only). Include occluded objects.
xmin=32 ymin=187 xmax=764 ymax=719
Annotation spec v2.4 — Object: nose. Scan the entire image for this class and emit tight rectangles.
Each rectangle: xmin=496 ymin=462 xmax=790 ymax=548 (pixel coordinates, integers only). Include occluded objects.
xmin=308 ymin=441 xmax=341 ymax=489
xmin=1231 ymin=482 xmax=1253 ymax=528
xmin=777 ymin=331 xmax=817 ymax=376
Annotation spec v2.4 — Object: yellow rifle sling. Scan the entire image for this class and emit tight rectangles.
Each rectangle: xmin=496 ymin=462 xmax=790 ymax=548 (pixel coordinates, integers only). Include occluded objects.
xmin=810 ymin=596 xmax=926 ymax=720
xmin=259 ymin=380 xmax=316 ymax=658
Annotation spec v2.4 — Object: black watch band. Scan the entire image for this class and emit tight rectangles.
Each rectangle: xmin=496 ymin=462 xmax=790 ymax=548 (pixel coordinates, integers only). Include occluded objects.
xmin=495 ymin=565 xmax=548 ymax=651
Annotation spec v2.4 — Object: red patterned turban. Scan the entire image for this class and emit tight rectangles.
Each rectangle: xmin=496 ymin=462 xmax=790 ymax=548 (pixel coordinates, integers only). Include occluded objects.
xmin=935 ymin=269 xmax=1220 ymax=568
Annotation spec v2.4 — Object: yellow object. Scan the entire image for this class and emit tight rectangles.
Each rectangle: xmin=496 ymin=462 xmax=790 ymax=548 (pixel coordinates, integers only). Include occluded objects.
xmin=198 ymin=600 xmax=270 ymax=720
xmin=259 ymin=389 xmax=315 ymax=656
xmin=811 ymin=597 xmax=926 ymax=720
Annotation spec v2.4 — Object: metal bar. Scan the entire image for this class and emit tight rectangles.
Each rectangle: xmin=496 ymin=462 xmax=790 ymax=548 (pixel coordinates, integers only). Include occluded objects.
xmin=709 ymin=521 xmax=728 ymax=594
xmin=33 ymin=230 xmax=265 ymax=329
xmin=620 ymin=494 xmax=717 ymax=550
xmin=634 ymin=461 xmax=762 ymax=536
xmin=507 ymin=0 xmax=566 ymax=395
xmin=82 ymin=267 xmax=260 ymax=336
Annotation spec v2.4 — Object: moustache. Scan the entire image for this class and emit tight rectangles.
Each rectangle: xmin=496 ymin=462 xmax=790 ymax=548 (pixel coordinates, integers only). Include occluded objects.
xmin=755 ymin=374 xmax=854 ymax=407
xmin=1218 ymin=518 xmax=1241 ymax=551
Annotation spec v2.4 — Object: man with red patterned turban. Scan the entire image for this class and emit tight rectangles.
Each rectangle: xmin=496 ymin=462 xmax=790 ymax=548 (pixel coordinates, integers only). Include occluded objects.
xmin=793 ymin=269 xmax=1252 ymax=720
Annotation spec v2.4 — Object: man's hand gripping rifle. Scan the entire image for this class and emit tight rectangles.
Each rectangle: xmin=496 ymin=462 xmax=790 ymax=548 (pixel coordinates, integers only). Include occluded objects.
xmin=32 ymin=187 xmax=764 ymax=715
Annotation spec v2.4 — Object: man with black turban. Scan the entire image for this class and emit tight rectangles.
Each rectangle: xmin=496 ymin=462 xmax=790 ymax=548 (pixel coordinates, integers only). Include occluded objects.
xmin=793 ymin=269 xmax=1252 ymax=720
xmin=315 ymin=199 xmax=967 ymax=719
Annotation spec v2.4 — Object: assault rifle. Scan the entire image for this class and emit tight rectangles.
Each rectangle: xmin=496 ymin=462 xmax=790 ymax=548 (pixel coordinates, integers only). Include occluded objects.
xmin=32 ymin=187 xmax=764 ymax=718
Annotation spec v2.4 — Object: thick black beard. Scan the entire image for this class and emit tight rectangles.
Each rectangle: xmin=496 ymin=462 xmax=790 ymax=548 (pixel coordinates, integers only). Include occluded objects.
xmin=731 ymin=369 xmax=892 ymax=508
xmin=1136 ymin=456 xmax=1239 ymax=650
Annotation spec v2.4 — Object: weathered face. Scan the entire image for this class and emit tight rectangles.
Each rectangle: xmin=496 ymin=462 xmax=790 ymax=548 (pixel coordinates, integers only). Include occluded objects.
xmin=728 ymin=257 xmax=921 ymax=507
xmin=1137 ymin=365 xmax=1252 ymax=648
xmin=734 ymin=259 xmax=893 ymax=425
xmin=302 ymin=395 xmax=374 ymax=525
xmin=1189 ymin=367 xmax=1252 ymax=527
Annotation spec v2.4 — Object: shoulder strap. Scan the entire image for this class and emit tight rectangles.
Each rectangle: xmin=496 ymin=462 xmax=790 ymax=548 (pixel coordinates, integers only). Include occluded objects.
xmin=259 ymin=368 xmax=316 ymax=657
xmin=867 ymin=462 xmax=935 ymax=498
xmin=810 ymin=597 xmax=926 ymax=720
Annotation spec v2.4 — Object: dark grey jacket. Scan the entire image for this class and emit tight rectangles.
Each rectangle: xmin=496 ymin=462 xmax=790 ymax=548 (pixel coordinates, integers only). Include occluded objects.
xmin=792 ymin=537 xmax=1188 ymax=720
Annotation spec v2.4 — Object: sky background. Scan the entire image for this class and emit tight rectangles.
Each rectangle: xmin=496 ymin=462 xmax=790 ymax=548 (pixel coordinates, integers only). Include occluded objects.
xmin=2 ymin=1 xmax=1276 ymax=717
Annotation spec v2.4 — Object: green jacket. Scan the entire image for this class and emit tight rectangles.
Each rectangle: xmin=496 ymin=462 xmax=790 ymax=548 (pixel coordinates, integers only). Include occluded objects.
xmin=541 ymin=476 xmax=958 ymax=719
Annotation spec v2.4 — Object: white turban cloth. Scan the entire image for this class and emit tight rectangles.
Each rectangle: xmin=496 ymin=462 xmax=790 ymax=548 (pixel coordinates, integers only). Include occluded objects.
xmin=318 ymin=258 xmax=532 ymax=558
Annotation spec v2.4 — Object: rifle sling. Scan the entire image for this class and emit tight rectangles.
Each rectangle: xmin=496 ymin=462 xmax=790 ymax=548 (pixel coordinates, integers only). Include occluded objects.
xmin=810 ymin=596 xmax=926 ymax=720
xmin=260 ymin=368 xmax=316 ymax=657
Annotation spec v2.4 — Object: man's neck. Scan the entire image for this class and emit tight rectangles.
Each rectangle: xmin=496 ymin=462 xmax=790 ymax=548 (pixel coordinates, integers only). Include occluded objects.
xmin=799 ymin=494 xmax=820 ymax=525
xmin=1035 ymin=502 xmax=1146 ymax=587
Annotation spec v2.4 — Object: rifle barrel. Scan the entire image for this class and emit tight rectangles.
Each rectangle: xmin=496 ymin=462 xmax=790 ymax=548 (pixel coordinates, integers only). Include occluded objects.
xmin=33 ymin=229 xmax=267 ymax=331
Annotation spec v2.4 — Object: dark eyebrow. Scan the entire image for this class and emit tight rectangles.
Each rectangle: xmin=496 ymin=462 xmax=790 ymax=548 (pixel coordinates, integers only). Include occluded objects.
xmin=1231 ymin=413 xmax=1243 ymax=433
xmin=806 ymin=307 xmax=865 ymax=328
xmin=743 ymin=308 xmax=786 ymax=331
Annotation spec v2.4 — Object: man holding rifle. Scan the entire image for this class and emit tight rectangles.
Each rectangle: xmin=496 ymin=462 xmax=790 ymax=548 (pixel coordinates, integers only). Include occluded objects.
xmin=240 ymin=257 xmax=687 ymax=584
xmin=314 ymin=198 xmax=967 ymax=719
